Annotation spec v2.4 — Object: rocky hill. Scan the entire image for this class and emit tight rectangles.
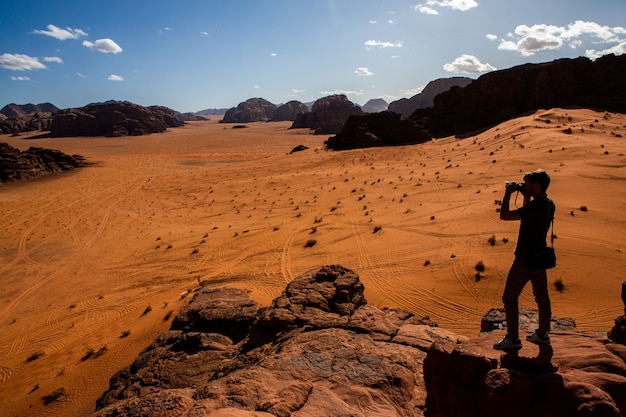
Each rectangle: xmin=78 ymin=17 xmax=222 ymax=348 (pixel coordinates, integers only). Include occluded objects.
xmin=271 ymin=100 xmax=309 ymax=121
xmin=221 ymin=98 xmax=277 ymax=123
xmin=291 ymin=94 xmax=363 ymax=134
xmin=0 ymin=142 xmax=88 ymax=183
xmin=50 ymin=101 xmax=183 ymax=137
xmin=0 ymin=102 xmax=59 ymax=118
xmin=388 ymin=77 xmax=472 ymax=117
xmin=92 ymin=265 xmax=626 ymax=417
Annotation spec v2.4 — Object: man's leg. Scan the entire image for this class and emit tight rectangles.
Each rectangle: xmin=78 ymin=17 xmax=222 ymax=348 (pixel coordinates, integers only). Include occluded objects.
xmin=502 ymin=258 xmax=529 ymax=340
xmin=530 ymin=269 xmax=552 ymax=334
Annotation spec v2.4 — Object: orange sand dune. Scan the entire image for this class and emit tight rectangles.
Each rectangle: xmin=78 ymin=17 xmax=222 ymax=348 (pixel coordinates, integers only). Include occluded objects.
xmin=1 ymin=109 xmax=625 ymax=416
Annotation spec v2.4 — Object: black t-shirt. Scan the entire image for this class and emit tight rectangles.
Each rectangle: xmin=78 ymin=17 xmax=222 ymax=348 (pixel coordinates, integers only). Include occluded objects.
xmin=514 ymin=195 xmax=555 ymax=266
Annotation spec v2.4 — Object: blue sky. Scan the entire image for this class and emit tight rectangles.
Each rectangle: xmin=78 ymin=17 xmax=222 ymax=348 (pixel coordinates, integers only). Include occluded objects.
xmin=2 ymin=0 xmax=625 ymax=113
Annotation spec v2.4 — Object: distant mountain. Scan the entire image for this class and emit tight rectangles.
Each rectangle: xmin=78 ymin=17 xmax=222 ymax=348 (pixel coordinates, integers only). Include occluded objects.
xmin=195 ymin=108 xmax=229 ymax=116
xmin=0 ymin=102 xmax=59 ymax=118
xmin=361 ymin=98 xmax=388 ymax=113
xmin=388 ymin=77 xmax=473 ymax=117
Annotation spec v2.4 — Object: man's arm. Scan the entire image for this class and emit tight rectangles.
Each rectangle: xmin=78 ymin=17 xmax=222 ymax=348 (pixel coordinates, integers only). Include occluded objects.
xmin=500 ymin=184 xmax=529 ymax=221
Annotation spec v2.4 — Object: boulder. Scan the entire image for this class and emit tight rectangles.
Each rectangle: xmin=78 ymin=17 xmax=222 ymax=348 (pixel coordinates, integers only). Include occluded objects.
xmin=291 ymin=94 xmax=363 ymax=134
xmin=0 ymin=112 xmax=55 ymax=135
xmin=272 ymin=100 xmax=309 ymax=121
xmin=50 ymin=101 xmax=183 ymax=137
xmin=0 ymin=142 xmax=88 ymax=183
xmin=221 ymin=98 xmax=277 ymax=123
xmin=324 ymin=111 xmax=431 ymax=150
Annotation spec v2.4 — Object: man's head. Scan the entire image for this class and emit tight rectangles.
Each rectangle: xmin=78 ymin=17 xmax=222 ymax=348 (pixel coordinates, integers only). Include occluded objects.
xmin=524 ymin=169 xmax=550 ymax=194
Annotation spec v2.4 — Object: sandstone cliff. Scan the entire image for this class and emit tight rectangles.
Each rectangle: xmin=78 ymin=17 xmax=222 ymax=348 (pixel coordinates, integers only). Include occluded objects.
xmin=93 ymin=265 xmax=626 ymax=417
xmin=272 ymin=100 xmax=309 ymax=121
xmin=388 ymin=77 xmax=472 ymax=117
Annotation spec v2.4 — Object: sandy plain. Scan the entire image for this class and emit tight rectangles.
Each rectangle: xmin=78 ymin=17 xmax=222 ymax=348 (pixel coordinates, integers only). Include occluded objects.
xmin=0 ymin=109 xmax=625 ymax=416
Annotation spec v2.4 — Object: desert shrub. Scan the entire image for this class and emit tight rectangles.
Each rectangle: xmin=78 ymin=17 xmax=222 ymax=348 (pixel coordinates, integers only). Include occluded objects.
xmin=554 ymin=278 xmax=565 ymax=292
xmin=120 ymin=330 xmax=131 ymax=338
xmin=373 ymin=226 xmax=382 ymax=234
xmin=488 ymin=235 xmax=497 ymax=246
xmin=164 ymin=310 xmax=174 ymax=321
xmin=26 ymin=350 xmax=45 ymax=362
xmin=475 ymin=261 xmax=485 ymax=273
xmin=580 ymin=206 xmax=588 ymax=212
xmin=141 ymin=305 xmax=152 ymax=316
xmin=304 ymin=239 xmax=317 ymax=248
xmin=424 ymin=260 xmax=431 ymax=266
xmin=42 ymin=387 xmax=66 ymax=405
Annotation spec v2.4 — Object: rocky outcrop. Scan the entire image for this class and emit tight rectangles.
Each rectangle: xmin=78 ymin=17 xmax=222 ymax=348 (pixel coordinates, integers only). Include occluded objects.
xmin=271 ymin=100 xmax=309 ymax=121
xmin=415 ymin=54 xmax=626 ymax=137
xmin=361 ymin=98 xmax=388 ymax=113
xmin=425 ymin=286 xmax=626 ymax=417
xmin=424 ymin=331 xmax=626 ymax=417
xmin=221 ymin=98 xmax=277 ymax=123
xmin=93 ymin=266 xmax=626 ymax=417
xmin=325 ymin=111 xmax=431 ymax=150
xmin=0 ymin=142 xmax=88 ymax=183
xmin=94 ymin=265 xmax=462 ymax=417
xmin=388 ymin=77 xmax=472 ymax=117
xmin=291 ymin=94 xmax=363 ymax=134
xmin=50 ymin=102 xmax=183 ymax=137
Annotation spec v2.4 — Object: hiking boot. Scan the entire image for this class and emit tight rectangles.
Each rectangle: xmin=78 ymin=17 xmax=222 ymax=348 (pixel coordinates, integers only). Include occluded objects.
xmin=526 ymin=331 xmax=550 ymax=345
xmin=493 ymin=336 xmax=522 ymax=350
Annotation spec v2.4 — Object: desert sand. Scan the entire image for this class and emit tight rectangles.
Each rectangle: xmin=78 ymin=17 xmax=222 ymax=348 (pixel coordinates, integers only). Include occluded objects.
xmin=1 ymin=109 xmax=625 ymax=416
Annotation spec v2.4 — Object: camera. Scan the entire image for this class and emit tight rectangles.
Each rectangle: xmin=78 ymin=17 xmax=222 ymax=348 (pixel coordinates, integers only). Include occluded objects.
xmin=505 ymin=181 xmax=525 ymax=192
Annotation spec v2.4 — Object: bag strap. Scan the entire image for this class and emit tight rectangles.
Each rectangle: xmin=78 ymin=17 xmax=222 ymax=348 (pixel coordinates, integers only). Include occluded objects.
xmin=550 ymin=218 xmax=555 ymax=248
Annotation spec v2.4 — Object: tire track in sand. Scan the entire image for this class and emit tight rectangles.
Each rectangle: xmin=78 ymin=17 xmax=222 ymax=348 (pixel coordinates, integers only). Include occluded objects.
xmin=0 ymin=182 xmax=144 ymax=324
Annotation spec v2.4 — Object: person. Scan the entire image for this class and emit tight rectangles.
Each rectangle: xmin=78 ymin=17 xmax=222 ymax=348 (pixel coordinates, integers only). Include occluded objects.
xmin=493 ymin=169 xmax=556 ymax=350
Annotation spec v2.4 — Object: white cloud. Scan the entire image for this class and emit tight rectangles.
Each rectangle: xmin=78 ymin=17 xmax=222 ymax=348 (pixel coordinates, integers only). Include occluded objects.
xmin=497 ymin=20 xmax=626 ymax=58
xmin=403 ymin=86 xmax=425 ymax=96
xmin=291 ymin=89 xmax=306 ymax=93
xmin=77 ymin=72 xmax=87 ymax=78
xmin=443 ymin=54 xmax=496 ymax=74
xmin=486 ymin=33 xmax=498 ymax=41
xmin=108 ymin=74 xmax=124 ymax=81
xmin=11 ymin=76 xmax=30 ymax=81
xmin=0 ymin=53 xmax=46 ymax=71
xmin=270 ymin=52 xmax=277 ymax=57
xmin=355 ymin=67 xmax=373 ymax=76
xmin=200 ymin=31 xmax=209 ymax=36
xmin=365 ymin=40 xmax=403 ymax=49
xmin=414 ymin=0 xmax=478 ymax=14
xmin=320 ymin=89 xmax=365 ymax=96
xmin=43 ymin=56 xmax=63 ymax=64
xmin=416 ymin=6 xmax=438 ymax=15
xmin=587 ymin=42 xmax=626 ymax=60
xmin=369 ymin=20 xmax=378 ymax=24
xmin=253 ymin=85 xmax=260 ymax=89
xmin=33 ymin=24 xmax=87 ymax=40
xmin=83 ymin=38 xmax=123 ymax=54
